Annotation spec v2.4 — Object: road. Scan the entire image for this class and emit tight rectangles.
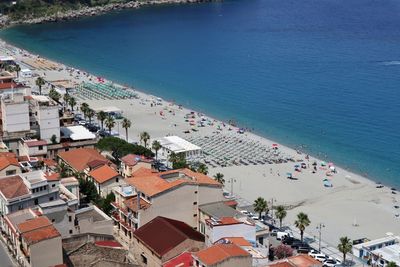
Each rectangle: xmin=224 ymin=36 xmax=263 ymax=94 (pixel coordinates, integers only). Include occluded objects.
xmin=0 ymin=241 xmax=16 ymax=267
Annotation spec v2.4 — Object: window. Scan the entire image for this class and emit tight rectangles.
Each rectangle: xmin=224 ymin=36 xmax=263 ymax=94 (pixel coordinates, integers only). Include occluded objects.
xmin=52 ymin=184 xmax=56 ymax=188
xmin=34 ymin=199 xmax=39 ymax=205
xmin=141 ymin=254 xmax=147 ymax=265
xmin=193 ymin=202 xmax=197 ymax=205
xmin=38 ymin=145 xmax=43 ymax=150
xmin=6 ymin=170 xmax=16 ymax=176
xmin=193 ymin=214 xmax=197 ymax=217
xmin=194 ymin=191 xmax=198 ymax=194
xmin=69 ymin=216 xmax=72 ymax=222
xmin=49 ymin=197 xmax=54 ymax=201
xmin=116 ymin=177 xmax=119 ymax=183
xmin=52 ymin=219 xmax=55 ymax=222
xmin=69 ymin=230 xmax=73 ymax=234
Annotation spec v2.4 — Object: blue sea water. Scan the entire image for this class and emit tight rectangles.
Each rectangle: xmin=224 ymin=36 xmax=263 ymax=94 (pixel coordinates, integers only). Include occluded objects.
xmin=1 ymin=0 xmax=400 ymax=186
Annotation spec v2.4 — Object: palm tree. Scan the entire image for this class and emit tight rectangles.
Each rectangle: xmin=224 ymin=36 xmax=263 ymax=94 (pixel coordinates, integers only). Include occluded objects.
xmin=386 ymin=262 xmax=397 ymax=267
xmin=140 ymin=131 xmax=150 ymax=148
xmin=14 ymin=64 xmax=21 ymax=78
xmin=68 ymin=97 xmax=77 ymax=111
xmin=152 ymin=140 xmax=161 ymax=160
xmin=57 ymin=161 xmax=70 ymax=178
xmin=86 ymin=108 xmax=95 ymax=124
xmin=97 ymin=111 xmax=107 ymax=129
xmin=338 ymin=236 xmax=353 ymax=265
xmin=104 ymin=115 xmax=115 ymax=134
xmin=63 ymin=93 xmax=70 ymax=110
xmin=122 ymin=118 xmax=131 ymax=141
xmin=253 ymin=197 xmax=267 ymax=219
xmin=294 ymin=212 xmax=311 ymax=242
xmin=80 ymin=103 xmax=89 ymax=119
xmin=213 ymin=173 xmax=225 ymax=185
xmin=35 ymin=77 xmax=45 ymax=95
xmin=197 ymin=163 xmax=208 ymax=175
xmin=275 ymin=205 xmax=287 ymax=228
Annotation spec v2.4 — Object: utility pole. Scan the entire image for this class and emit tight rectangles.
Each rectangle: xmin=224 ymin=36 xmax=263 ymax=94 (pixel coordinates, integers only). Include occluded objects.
xmin=316 ymin=223 xmax=325 ymax=252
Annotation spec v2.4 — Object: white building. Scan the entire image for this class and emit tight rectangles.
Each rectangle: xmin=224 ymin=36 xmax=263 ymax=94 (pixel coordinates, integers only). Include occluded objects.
xmin=19 ymin=138 xmax=48 ymax=157
xmin=29 ymin=95 xmax=60 ymax=143
xmin=1 ymin=93 xmax=30 ymax=133
xmin=157 ymin=135 xmax=202 ymax=161
xmin=353 ymin=235 xmax=400 ymax=264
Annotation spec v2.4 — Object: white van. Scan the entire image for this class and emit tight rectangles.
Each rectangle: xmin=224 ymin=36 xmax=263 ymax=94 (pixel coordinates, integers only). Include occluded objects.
xmin=276 ymin=231 xmax=294 ymax=240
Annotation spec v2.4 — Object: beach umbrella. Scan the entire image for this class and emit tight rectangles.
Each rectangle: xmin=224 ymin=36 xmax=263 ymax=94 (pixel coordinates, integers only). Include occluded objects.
xmin=328 ymin=162 xmax=334 ymax=166
xmin=321 ymin=161 xmax=326 ymax=166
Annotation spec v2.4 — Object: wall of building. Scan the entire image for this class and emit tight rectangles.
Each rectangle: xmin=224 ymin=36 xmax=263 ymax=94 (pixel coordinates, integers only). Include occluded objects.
xmin=194 ymin=255 xmax=252 ymax=267
xmin=161 ymin=239 xmax=204 ymax=263
xmin=0 ymin=165 xmax=20 ymax=177
xmin=37 ymin=106 xmax=60 ymax=142
xmin=132 ymin=237 xmax=163 ymax=267
xmin=1 ymin=100 xmax=30 ymax=133
xmin=197 ymin=186 xmax=224 ymax=206
xmin=123 ymin=162 xmax=151 ymax=178
xmin=29 ymin=236 xmax=63 ymax=267
xmin=95 ymin=177 xmax=121 ymax=197
xmin=7 ymin=191 xmax=59 ymax=214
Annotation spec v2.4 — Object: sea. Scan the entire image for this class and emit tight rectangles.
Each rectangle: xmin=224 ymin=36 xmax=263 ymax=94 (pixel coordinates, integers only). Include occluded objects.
xmin=1 ymin=0 xmax=400 ymax=187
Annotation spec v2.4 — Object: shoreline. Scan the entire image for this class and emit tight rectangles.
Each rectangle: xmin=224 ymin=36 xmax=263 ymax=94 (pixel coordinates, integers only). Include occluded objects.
xmin=0 ymin=0 xmax=218 ymax=29
xmin=1 ymin=37 xmax=399 ymax=244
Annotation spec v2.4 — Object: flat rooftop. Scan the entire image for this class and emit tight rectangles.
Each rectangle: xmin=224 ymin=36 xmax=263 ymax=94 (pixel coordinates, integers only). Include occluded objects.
xmin=371 ymin=244 xmax=400 ymax=265
xmin=61 ymin=126 xmax=96 ymax=141
xmin=158 ymin=136 xmax=201 ymax=153
xmin=75 ymin=206 xmax=110 ymax=223
xmin=199 ymin=201 xmax=242 ymax=219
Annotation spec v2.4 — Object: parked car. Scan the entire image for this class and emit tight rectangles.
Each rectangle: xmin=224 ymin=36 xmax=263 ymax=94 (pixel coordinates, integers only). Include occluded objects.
xmin=78 ymin=120 xmax=87 ymax=126
xmin=314 ymin=254 xmax=329 ymax=262
xmin=282 ymin=236 xmax=298 ymax=245
xmin=240 ymin=210 xmax=249 ymax=215
xmin=308 ymin=249 xmax=321 ymax=257
xmin=297 ymin=246 xmax=312 ymax=254
xmin=276 ymin=231 xmax=294 ymax=241
xmin=97 ymin=129 xmax=111 ymax=137
xmin=290 ymin=241 xmax=310 ymax=250
xmin=323 ymin=259 xmax=341 ymax=267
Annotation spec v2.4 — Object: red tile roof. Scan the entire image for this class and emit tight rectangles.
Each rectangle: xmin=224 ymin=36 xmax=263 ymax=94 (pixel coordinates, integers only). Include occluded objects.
xmin=58 ymin=148 xmax=108 ymax=171
xmin=17 ymin=216 xmax=52 ymax=233
xmin=22 ymin=225 xmax=60 ymax=245
xmin=287 ymin=255 xmax=322 ymax=267
xmin=194 ymin=243 xmax=250 ymax=266
xmin=0 ymin=153 xmax=19 ymax=171
xmin=0 ymin=175 xmax=30 ymax=200
xmin=89 ymin=165 xmax=119 ymax=184
xmin=127 ymin=168 xmax=221 ymax=197
xmin=164 ymin=252 xmax=193 ymax=267
xmin=217 ymin=237 xmax=252 ymax=247
xmin=95 ymin=240 xmax=122 ymax=248
xmin=121 ymin=154 xmax=153 ymax=166
xmin=24 ymin=140 xmax=47 ymax=147
xmin=133 ymin=216 xmax=204 ymax=257
xmin=44 ymin=172 xmax=60 ymax=181
xmin=43 ymin=158 xmax=57 ymax=167
xmin=219 ymin=217 xmax=241 ymax=225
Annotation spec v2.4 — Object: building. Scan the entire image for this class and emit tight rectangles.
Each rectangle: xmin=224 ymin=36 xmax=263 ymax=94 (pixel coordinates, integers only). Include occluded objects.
xmin=1 ymin=93 xmax=30 ymax=134
xmin=193 ymin=243 xmax=252 ymax=267
xmin=132 ymin=216 xmax=205 ymax=267
xmin=3 ymin=214 xmax=63 ymax=267
xmin=58 ymin=147 xmax=110 ymax=174
xmin=268 ymin=255 xmax=322 ymax=267
xmin=353 ymin=236 xmax=400 ymax=265
xmin=0 ymin=71 xmax=30 ymax=97
xmin=0 ymin=170 xmax=60 ymax=215
xmin=89 ymin=164 xmax=123 ymax=196
xmin=28 ymin=95 xmax=60 ymax=143
xmin=74 ymin=205 xmax=113 ymax=236
xmin=120 ymin=154 xmax=153 ymax=178
xmin=0 ymin=152 xmax=21 ymax=176
xmin=18 ymin=138 xmax=48 ymax=158
xmin=156 ymin=136 xmax=202 ymax=162
xmin=111 ymin=168 xmax=223 ymax=241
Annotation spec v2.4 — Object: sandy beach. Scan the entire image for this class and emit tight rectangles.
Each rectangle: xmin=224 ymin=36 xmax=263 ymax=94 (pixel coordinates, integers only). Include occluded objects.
xmin=1 ymin=39 xmax=399 ymax=247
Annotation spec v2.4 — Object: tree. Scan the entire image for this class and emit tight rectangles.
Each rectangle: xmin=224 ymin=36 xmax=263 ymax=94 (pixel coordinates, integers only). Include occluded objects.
xmin=275 ymin=205 xmax=287 ymax=228
xmin=152 ymin=140 xmax=161 ymax=161
xmin=140 ymin=131 xmax=150 ymax=148
xmin=85 ymin=108 xmax=95 ymax=124
xmin=57 ymin=161 xmax=70 ymax=178
xmin=96 ymin=137 xmax=154 ymax=159
xmin=63 ymin=93 xmax=70 ymax=110
xmin=197 ymin=163 xmax=208 ymax=175
xmin=35 ymin=77 xmax=45 ymax=95
xmin=122 ymin=118 xmax=131 ymax=141
xmin=97 ymin=111 xmax=107 ymax=129
xmin=105 ymin=115 xmax=115 ymax=134
xmin=169 ymin=152 xmax=187 ymax=169
xmin=338 ymin=236 xmax=353 ymax=265
xmin=50 ymin=134 xmax=57 ymax=144
xmin=68 ymin=97 xmax=76 ymax=111
xmin=386 ymin=262 xmax=397 ymax=267
xmin=294 ymin=212 xmax=311 ymax=242
xmin=253 ymin=197 xmax=268 ymax=219
xmin=49 ymin=88 xmax=61 ymax=102
xmin=80 ymin=102 xmax=89 ymax=119
xmin=274 ymin=244 xmax=294 ymax=259
xmin=213 ymin=173 xmax=225 ymax=185
xmin=14 ymin=64 xmax=21 ymax=78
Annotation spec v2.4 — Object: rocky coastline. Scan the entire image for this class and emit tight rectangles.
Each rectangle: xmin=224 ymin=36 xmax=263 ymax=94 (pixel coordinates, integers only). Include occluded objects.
xmin=0 ymin=0 xmax=216 ymax=28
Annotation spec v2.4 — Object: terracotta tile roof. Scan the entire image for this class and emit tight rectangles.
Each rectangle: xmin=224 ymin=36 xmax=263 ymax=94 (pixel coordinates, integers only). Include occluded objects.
xmin=127 ymin=168 xmax=221 ymax=197
xmin=58 ymin=148 xmax=107 ymax=171
xmin=194 ymin=243 xmax=250 ymax=266
xmin=269 ymin=262 xmax=294 ymax=267
xmin=164 ymin=252 xmax=193 ymax=267
xmin=44 ymin=172 xmax=60 ymax=181
xmin=133 ymin=216 xmax=204 ymax=257
xmin=223 ymin=200 xmax=238 ymax=208
xmin=219 ymin=217 xmax=241 ymax=225
xmin=0 ymin=153 xmax=19 ymax=171
xmin=123 ymin=196 xmax=151 ymax=212
xmin=43 ymin=158 xmax=57 ymax=167
xmin=87 ymin=159 xmax=108 ymax=169
xmin=218 ymin=237 xmax=252 ymax=247
xmin=121 ymin=154 xmax=153 ymax=166
xmin=21 ymin=224 xmax=60 ymax=245
xmin=95 ymin=240 xmax=123 ymax=248
xmin=24 ymin=140 xmax=47 ymax=147
xmin=17 ymin=216 xmax=52 ymax=233
xmin=287 ymin=255 xmax=322 ymax=267
xmin=89 ymin=165 xmax=119 ymax=184
xmin=0 ymin=82 xmax=19 ymax=90
xmin=0 ymin=175 xmax=30 ymax=200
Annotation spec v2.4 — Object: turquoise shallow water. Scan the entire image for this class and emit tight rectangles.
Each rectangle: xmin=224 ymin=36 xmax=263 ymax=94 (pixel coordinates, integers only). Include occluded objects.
xmin=1 ymin=0 xmax=400 ymax=186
